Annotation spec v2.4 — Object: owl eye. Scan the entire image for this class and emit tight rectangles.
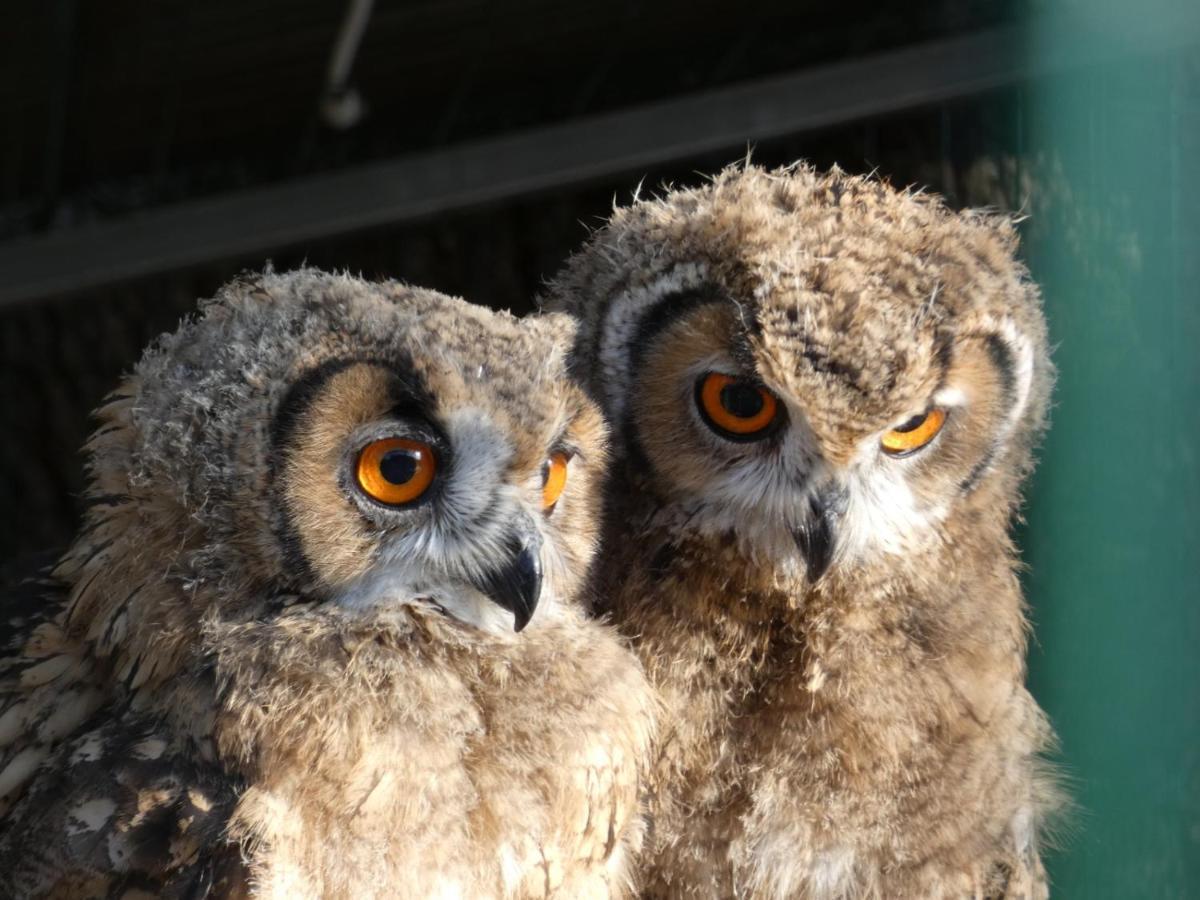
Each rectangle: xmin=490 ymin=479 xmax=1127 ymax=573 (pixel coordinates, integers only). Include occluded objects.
xmin=542 ymin=452 xmax=569 ymax=512
xmin=880 ymin=408 xmax=947 ymax=456
xmin=696 ymin=372 xmax=779 ymax=441
xmin=356 ymin=437 xmax=437 ymax=506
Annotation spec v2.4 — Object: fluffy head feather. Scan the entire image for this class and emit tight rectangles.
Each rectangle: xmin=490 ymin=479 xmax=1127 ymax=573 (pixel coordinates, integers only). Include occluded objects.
xmin=552 ymin=164 xmax=1051 ymax=575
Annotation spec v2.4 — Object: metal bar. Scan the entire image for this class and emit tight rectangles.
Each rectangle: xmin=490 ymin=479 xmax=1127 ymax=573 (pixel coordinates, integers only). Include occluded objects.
xmin=319 ymin=0 xmax=376 ymax=130
xmin=35 ymin=0 xmax=80 ymax=229
xmin=0 ymin=17 xmax=1194 ymax=307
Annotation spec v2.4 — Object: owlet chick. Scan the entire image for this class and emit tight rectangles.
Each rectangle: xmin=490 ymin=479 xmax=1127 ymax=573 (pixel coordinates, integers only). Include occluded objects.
xmin=0 ymin=269 xmax=655 ymax=899
xmin=545 ymin=165 xmax=1060 ymax=899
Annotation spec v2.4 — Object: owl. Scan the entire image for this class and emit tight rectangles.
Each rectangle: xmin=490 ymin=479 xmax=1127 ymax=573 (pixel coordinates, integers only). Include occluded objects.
xmin=0 ymin=269 xmax=656 ymax=899
xmin=544 ymin=165 xmax=1061 ymax=899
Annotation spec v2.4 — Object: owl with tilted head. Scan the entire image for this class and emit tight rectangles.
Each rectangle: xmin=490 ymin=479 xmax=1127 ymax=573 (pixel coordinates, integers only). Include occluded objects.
xmin=0 ymin=269 xmax=655 ymax=899
xmin=545 ymin=164 xmax=1061 ymax=899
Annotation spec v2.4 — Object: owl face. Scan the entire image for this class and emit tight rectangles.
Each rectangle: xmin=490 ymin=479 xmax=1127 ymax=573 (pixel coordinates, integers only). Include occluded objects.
xmin=128 ymin=271 xmax=606 ymax=635
xmin=552 ymin=166 xmax=1049 ymax=582
xmin=275 ymin=347 xmax=600 ymax=634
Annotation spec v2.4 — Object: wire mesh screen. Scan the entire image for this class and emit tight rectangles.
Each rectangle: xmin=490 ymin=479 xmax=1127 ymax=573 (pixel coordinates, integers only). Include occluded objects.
xmin=0 ymin=2 xmax=1196 ymax=894
xmin=0 ymin=99 xmax=1024 ymax=565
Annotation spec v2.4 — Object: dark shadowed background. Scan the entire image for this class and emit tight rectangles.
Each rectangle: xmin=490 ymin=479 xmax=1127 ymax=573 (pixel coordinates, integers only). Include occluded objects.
xmin=1 ymin=1 xmax=1196 ymax=894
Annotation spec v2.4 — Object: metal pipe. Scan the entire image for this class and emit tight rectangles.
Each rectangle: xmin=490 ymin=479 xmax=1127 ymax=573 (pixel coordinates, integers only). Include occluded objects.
xmin=319 ymin=0 xmax=376 ymax=130
xmin=1 ymin=16 xmax=1195 ymax=307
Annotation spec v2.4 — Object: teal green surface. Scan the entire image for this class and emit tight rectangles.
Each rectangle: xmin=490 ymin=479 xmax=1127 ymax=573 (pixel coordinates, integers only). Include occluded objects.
xmin=1021 ymin=4 xmax=1200 ymax=896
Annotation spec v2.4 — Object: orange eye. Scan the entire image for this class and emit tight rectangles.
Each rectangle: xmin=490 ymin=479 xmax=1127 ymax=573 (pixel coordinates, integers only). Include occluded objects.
xmin=696 ymin=373 xmax=779 ymax=440
xmin=542 ymin=452 xmax=569 ymax=511
xmin=881 ymin=408 xmax=947 ymax=456
xmin=356 ymin=438 xmax=437 ymax=506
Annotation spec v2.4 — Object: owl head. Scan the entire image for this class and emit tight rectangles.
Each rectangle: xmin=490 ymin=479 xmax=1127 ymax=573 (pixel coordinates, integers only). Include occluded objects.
xmin=71 ymin=270 xmax=607 ymax=650
xmin=546 ymin=164 xmax=1052 ymax=584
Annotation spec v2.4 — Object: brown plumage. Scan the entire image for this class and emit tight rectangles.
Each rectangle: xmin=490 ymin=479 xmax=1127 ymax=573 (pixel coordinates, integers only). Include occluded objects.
xmin=0 ymin=269 xmax=655 ymax=898
xmin=545 ymin=164 xmax=1061 ymax=899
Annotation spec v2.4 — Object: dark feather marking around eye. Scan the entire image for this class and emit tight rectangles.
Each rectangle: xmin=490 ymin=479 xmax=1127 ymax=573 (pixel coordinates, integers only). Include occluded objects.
xmin=620 ymin=286 xmax=725 ymax=472
xmin=270 ymin=355 xmax=433 ymax=461
xmin=983 ymin=333 xmax=1017 ymax=404
xmin=268 ymin=355 xmax=434 ymax=589
xmin=620 ymin=285 xmax=775 ymax=480
xmin=268 ymin=357 xmax=362 ymax=590
xmin=628 ymin=287 xmax=722 ymax=373
xmin=630 ymin=282 xmax=760 ymax=391
xmin=959 ymin=334 xmax=1018 ymax=494
xmin=270 ymin=359 xmax=358 ymax=468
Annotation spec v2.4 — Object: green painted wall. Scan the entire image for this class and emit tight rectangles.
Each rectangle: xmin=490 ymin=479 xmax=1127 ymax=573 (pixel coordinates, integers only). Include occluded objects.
xmin=1021 ymin=4 xmax=1200 ymax=896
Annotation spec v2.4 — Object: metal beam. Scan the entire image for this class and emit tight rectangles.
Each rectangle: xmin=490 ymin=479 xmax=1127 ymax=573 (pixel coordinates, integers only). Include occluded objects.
xmin=0 ymin=17 xmax=1193 ymax=306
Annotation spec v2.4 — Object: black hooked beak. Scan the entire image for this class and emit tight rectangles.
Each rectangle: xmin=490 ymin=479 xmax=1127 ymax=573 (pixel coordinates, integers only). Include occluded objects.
xmin=473 ymin=531 xmax=543 ymax=632
xmin=790 ymin=486 xmax=845 ymax=584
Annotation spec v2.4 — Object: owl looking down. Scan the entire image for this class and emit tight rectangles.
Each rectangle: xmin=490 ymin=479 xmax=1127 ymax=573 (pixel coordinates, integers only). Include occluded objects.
xmin=0 ymin=270 xmax=655 ymax=898
xmin=546 ymin=165 xmax=1060 ymax=898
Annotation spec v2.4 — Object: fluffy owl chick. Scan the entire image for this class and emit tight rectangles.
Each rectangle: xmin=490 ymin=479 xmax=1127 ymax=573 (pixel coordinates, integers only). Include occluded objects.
xmin=0 ymin=269 xmax=655 ymax=899
xmin=544 ymin=165 xmax=1060 ymax=899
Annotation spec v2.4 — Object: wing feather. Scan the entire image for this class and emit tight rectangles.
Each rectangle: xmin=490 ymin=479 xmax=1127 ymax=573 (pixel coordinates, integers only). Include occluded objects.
xmin=0 ymin=572 xmax=244 ymax=897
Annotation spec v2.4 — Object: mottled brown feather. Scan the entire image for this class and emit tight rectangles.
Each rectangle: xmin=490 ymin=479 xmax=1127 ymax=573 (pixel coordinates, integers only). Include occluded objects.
xmin=546 ymin=164 xmax=1062 ymax=899
xmin=1 ymin=270 xmax=656 ymax=898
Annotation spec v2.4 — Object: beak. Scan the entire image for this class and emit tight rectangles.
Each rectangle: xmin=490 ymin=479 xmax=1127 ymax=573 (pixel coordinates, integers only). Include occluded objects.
xmin=472 ymin=530 xmax=543 ymax=632
xmin=790 ymin=485 xmax=844 ymax=584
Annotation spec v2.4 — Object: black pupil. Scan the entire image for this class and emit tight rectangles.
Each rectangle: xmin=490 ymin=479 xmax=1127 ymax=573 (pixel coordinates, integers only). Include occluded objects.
xmin=720 ymin=382 xmax=764 ymax=419
xmin=379 ymin=449 xmax=419 ymax=484
xmin=894 ymin=413 xmax=927 ymax=434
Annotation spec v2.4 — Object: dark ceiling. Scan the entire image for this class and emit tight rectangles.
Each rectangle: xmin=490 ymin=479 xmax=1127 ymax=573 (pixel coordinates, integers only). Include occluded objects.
xmin=0 ymin=0 xmax=1025 ymax=561
xmin=1 ymin=0 xmax=1014 ymax=236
